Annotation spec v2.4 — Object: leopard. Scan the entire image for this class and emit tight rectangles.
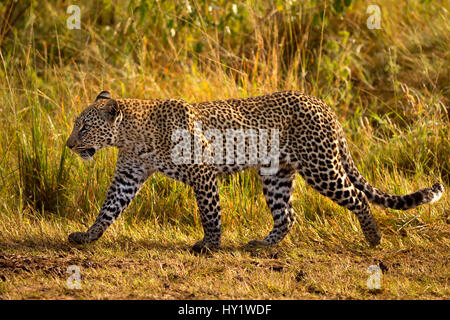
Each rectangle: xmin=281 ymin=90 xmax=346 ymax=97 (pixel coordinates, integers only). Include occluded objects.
xmin=66 ymin=90 xmax=444 ymax=252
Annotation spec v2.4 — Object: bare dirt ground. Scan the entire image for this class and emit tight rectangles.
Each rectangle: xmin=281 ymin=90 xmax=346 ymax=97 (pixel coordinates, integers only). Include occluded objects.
xmin=1 ymin=236 xmax=448 ymax=300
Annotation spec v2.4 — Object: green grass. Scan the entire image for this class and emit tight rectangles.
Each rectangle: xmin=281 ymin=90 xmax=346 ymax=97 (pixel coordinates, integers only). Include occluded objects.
xmin=0 ymin=0 xmax=448 ymax=299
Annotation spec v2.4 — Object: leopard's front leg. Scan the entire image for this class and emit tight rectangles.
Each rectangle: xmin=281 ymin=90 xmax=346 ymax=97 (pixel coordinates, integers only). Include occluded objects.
xmin=69 ymin=157 xmax=151 ymax=245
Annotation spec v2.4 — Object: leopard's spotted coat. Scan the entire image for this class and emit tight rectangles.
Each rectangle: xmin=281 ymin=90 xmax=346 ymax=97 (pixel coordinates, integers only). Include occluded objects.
xmin=66 ymin=91 xmax=444 ymax=251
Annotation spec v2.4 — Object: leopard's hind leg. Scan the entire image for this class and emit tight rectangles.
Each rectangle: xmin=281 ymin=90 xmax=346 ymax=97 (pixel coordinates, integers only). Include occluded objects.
xmin=248 ymin=167 xmax=296 ymax=247
xmin=300 ymin=163 xmax=381 ymax=246
xmin=189 ymin=166 xmax=222 ymax=253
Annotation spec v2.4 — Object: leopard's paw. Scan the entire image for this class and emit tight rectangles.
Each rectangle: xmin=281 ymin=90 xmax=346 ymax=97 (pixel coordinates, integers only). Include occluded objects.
xmin=246 ymin=239 xmax=271 ymax=248
xmin=68 ymin=231 xmax=92 ymax=245
xmin=190 ymin=240 xmax=219 ymax=254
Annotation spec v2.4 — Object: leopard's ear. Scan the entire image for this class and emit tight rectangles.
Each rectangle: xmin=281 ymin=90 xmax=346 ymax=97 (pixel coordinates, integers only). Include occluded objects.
xmin=95 ymin=91 xmax=111 ymax=101
xmin=100 ymin=99 xmax=120 ymax=124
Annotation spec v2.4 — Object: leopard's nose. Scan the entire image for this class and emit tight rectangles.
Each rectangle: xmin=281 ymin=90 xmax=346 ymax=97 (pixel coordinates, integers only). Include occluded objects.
xmin=66 ymin=138 xmax=76 ymax=149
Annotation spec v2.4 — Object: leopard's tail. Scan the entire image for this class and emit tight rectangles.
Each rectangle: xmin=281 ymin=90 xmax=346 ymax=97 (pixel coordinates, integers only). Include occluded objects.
xmin=338 ymin=136 xmax=444 ymax=210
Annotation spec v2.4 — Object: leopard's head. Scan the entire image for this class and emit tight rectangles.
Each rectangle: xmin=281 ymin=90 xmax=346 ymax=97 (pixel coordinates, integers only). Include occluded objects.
xmin=66 ymin=91 xmax=122 ymax=160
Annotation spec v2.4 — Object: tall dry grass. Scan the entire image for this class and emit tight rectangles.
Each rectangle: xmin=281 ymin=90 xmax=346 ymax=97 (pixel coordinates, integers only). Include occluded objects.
xmin=0 ymin=1 xmax=448 ymax=299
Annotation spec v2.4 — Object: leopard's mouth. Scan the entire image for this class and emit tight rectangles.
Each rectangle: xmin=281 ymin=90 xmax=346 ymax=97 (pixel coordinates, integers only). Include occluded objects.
xmin=78 ymin=147 xmax=96 ymax=160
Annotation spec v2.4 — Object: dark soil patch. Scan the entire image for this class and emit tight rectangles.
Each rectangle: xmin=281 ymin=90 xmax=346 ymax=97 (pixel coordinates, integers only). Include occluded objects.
xmin=0 ymin=252 xmax=99 ymax=277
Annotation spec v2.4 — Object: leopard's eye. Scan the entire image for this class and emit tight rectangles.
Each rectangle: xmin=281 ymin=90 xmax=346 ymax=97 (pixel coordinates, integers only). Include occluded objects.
xmin=79 ymin=124 xmax=89 ymax=134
